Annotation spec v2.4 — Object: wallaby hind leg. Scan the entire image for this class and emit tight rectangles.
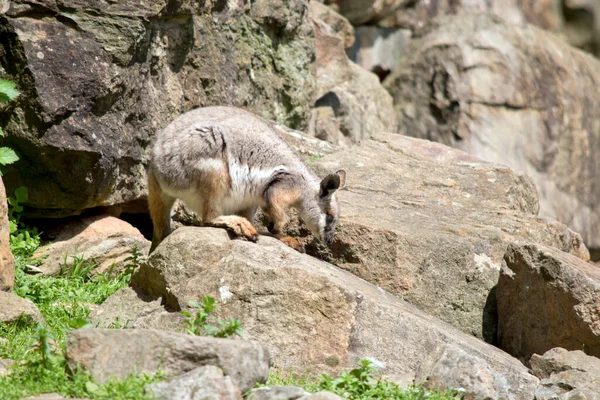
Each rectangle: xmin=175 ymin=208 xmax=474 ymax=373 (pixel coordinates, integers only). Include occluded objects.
xmin=148 ymin=170 xmax=176 ymax=253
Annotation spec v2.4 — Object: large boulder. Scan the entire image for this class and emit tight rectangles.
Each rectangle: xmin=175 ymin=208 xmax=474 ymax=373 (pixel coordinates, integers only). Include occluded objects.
xmin=384 ymin=13 xmax=600 ymax=251
xmin=286 ymin=134 xmax=587 ymax=341
xmin=65 ymin=328 xmax=270 ymax=392
xmin=124 ymin=227 xmax=540 ymax=399
xmin=0 ymin=0 xmax=315 ymax=217
xmin=0 ymin=177 xmax=14 ymax=291
xmin=308 ymin=2 xmax=397 ymax=146
xmin=530 ymin=348 xmax=600 ymax=400
xmin=497 ymin=243 xmax=600 ymax=362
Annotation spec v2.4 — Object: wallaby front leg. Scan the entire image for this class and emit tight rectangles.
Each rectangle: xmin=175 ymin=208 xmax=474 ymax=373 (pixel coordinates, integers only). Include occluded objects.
xmin=264 ymin=200 xmax=305 ymax=253
xmin=148 ymin=170 xmax=176 ymax=253
xmin=203 ymin=202 xmax=259 ymax=242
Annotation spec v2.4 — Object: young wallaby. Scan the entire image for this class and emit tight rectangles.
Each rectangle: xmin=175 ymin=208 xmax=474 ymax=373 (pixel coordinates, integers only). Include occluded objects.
xmin=147 ymin=106 xmax=346 ymax=253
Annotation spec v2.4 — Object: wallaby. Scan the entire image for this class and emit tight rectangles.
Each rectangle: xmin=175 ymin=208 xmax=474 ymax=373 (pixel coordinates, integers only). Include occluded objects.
xmin=147 ymin=106 xmax=346 ymax=253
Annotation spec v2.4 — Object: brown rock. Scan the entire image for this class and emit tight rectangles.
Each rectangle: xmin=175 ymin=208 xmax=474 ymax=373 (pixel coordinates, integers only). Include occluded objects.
xmin=0 ymin=358 xmax=14 ymax=377
xmin=0 ymin=177 xmax=14 ymax=291
xmin=0 ymin=0 xmax=315 ymax=218
xmin=65 ymin=328 xmax=270 ymax=392
xmin=530 ymin=348 xmax=600 ymax=400
xmin=310 ymin=4 xmax=397 ymax=145
xmin=298 ymin=393 xmax=342 ymax=400
xmin=384 ymin=13 xmax=600 ymax=250
xmin=33 ymin=214 xmax=149 ymax=276
xmin=0 ymin=290 xmax=43 ymax=324
xmin=308 ymin=2 xmax=354 ymax=49
xmin=126 ymin=227 xmax=540 ymax=398
xmin=497 ymin=243 xmax=600 ymax=362
xmin=146 ymin=365 xmax=243 ymax=400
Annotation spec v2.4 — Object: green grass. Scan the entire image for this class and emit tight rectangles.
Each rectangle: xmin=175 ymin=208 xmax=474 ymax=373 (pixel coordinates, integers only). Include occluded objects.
xmin=0 ymin=222 xmax=161 ymax=400
xmin=264 ymin=359 xmax=463 ymax=400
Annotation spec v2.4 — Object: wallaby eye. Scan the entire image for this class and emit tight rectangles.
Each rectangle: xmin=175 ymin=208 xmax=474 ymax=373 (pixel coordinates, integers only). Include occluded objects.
xmin=326 ymin=214 xmax=334 ymax=225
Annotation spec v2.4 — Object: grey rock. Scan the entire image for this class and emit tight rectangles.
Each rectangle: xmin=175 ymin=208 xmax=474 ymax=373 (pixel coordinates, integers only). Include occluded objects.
xmin=384 ymin=13 xmax=600 ymax=250
xmin=65 ymin=328 xmax=270 ymax=392
xmin=247 ymin=386 xmax=308 ymax=400
xmin=0 ymin=291 xmax=43 ymax=324
xmin=146 ymin=365 xmax=242 ymax=400
xmin=498 ymin=243 xmax=600 ymax=361
xmin=298 ymin=392 xmax=342 ymax=400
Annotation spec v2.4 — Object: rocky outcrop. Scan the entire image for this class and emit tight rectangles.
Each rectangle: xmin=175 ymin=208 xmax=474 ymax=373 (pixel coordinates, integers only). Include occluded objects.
xmin=122 ymin=227 xmax=540 ymax=399
xmin=384 ymin=13 xmax=600 ymax=251
xmin=0 ymin=177 xmax=14 ymax=291
xmin=497 ymin=243 xmax=600 ymax=362
xmin=65 ymin=328 xmax=270 ymax=392
xmin=33 ymin=214 xmax=149 ymax=276
xmin=0 ymin=290 xmax=43 ymax=324
xmin=0 ymin=0 xmax=315 ymax=218
xmin=530 ymin=348 xmax=600 ymax=400
xmin=308 ymin=2 xmax=397 ymax=146
xmin=146 ymin=365 xmax=243 ymax=400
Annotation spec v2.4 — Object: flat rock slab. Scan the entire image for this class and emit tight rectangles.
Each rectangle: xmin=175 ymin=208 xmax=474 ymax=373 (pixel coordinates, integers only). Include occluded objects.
xmin=497 ymin=243 xmax=600 ymax=361
xmin=298 ymin=134 xmax=588 ymax=340
xmin=0 ymin=291 xmax=43 ymax=324
xmin=146 ymin=365 xmax=242 ymax=400
xmin=65 ymin=328 xmax=269 ymax=392
xmin=530 ymin=348 xmax=600 ymax=400
xmin=127 ymin=227 xmax=539 ymax=399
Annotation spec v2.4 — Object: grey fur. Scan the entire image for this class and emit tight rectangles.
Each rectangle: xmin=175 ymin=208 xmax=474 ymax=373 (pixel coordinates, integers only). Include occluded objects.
xmin=149 ymin=106 xmax=345 ymax=249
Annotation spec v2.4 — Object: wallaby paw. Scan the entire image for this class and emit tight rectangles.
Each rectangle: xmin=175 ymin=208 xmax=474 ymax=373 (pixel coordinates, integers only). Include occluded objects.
xmin=230 ymin=218 xmax=259 ymax=242
xmin=279 ymin=236 xmax=305 ymax=253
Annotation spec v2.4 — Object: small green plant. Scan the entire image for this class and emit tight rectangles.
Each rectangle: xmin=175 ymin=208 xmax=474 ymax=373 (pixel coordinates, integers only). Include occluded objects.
xmin=121 ymin=243 xmax=144 ymax=280
xmin=26 ymin=324 xmax=59 ymax=369
xmin=0 ymin=78 xmax=20 ymax=174
xmin=265 ymin=359 xmax=463 ymax=400
xmin=8 ymin=187 xmax=40 ymax=258
xmin=180 ymin=295 xmax=243 ymax=338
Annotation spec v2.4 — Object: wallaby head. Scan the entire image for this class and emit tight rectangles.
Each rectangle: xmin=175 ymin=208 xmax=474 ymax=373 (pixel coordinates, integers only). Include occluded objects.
xmin=300 ymin=169 xmax=346 ymax=245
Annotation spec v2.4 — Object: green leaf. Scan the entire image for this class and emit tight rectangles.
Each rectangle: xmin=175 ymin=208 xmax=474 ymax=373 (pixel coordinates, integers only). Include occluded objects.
xmin=0 ymin=78 xmax=20 ymax=102
xmin=15 ymin=186 xmax=28 ymax=203
xmin=0 ymin=147 xmax=19 ymax=166
xmin=85 ymin=381 xmax=100 ymax=394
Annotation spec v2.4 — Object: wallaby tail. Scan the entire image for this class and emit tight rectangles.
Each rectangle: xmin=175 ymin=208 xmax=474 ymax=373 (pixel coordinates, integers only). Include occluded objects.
xmin=148 ymin=168 xmax=175 ymax=253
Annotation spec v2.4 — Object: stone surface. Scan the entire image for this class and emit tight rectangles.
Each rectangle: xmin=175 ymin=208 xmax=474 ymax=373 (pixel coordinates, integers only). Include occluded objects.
xmin=384 ymin=13 xmax=600 ymax=250
xmin=248 ymin=386 xmax=309 ymax=400
xmin=146 ymin=365 xmax=243 ymax=400
xmin=347 ymin=26 xmax=411 ymax=80
xmin=530 ymin=348 xmax=600 ymax=400
xmin=126 ymin=227 xmax=540 ymax=398
xmin=0 ymin=176 xmax=14 ymax=291
xmin=0 ymin=290 xmax=43 ymax=324
xmin=0 ymin=358 xmax=14 ymax=377
xmin=309 ymin=3 xmax=397 ymax=145
xmin=298 ymin=393 xmax=342 ymax=400
xmin=324 ymin=0 xmax=563 ymax=30
xmin=65 ymin=328 xmax=269 ymax=392
xmin=0 ymin=0 xmax=315 ymax=217
xmin=497 ymin=243 xmax=600 ymax=362
xmin=308 ymin=2 xmax=354 ymax=49
xmin=33 ymin=214 xmax=149 ymax=276
xmin=292 ymin=134 xmax=587 ymax=341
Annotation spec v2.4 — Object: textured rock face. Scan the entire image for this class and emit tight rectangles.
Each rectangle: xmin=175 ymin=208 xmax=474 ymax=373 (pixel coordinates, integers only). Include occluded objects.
xmin=497 ymin=243 xmax=600 ymax=362
xmin=65 ymin=328 xmax=270 ymax=392
xmin=384 ymin=13 xmax=600 ymax=251
xmin=288 ymin=134 xmax=587 ymax=341
xmin=0 ymin=177 xmax=14 ymax=291
xmin=0 ymin=0 xmax=315 ymax=217
xmin=0 ymin=290 xmax=43 ymax=324
xmin=126 ymin=227 xmax=539 ymax=398
xmin=530 ymin=348 xmax=600 ymax=400
xmin=33 ymin=214 xmax=149 ymax=276
xmin=146 ymin=366 xmax=243 ymax=400
xmin=308 ymin=2 xmax=397 ymax=145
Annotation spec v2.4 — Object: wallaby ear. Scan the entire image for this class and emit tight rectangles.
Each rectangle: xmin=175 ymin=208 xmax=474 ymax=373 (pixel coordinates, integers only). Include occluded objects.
xmin=320 ymin=169 xmax=346 ymax=198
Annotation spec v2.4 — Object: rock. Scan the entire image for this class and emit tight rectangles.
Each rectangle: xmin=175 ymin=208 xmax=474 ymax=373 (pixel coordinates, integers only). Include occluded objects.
xmin=562 ymin=0 xmax=600 ymax=57
xmin=309 ymin=4 xmax=397 ymax=145
xmin=33 ymin=214 xmax=149 ymax=276
xmin=385 ymin=14 xmax=600 ymax=252
xmin=65 ymin=328 xmax=269 ymax=392
xmin=324 ymin=0 xmax=562 ymax=31
xmin=0 ymin=177 xmax=14 ymax=291
xmin=0 ymin=358 xmax=14 ymax=377
xmin=127 ymin=226 xmax=539 ymax=398
xmin=0 ymin=0 xmax=315 ymax=218
xmin=308 ymin=2 xmax=354 ymax=49
xmin=530 ymin=348 xmax=600 ymax=400
xmin=248 ymin=386 xmax=309 ymax=400
xmin=347 ymin=26 xmax=411 ymax=81
xmin=497 ymin=243 xmax=600 ymax=362
xmin=146 ymin=365 xmax=242 ymax=400
xmin=293 ymin=134 xmax=587 ymax=341
xmin=0 ymin=291 xmax=43 ymax=324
